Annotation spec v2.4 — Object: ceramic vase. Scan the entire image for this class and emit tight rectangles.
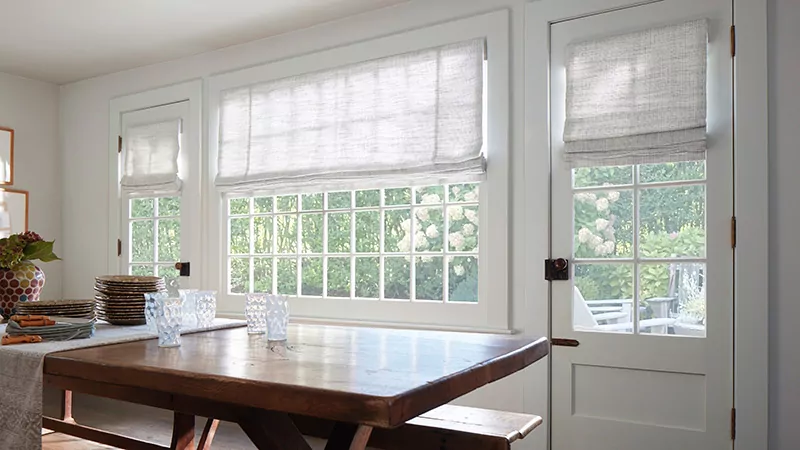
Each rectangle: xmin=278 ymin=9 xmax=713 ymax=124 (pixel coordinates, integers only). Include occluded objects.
xmin=0 ymin=261 xmax=45 ymax=318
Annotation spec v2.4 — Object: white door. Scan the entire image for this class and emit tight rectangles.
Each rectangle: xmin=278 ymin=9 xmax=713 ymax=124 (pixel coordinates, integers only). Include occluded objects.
xmin=119 ymin=102 xmax=201 ymax=290
xmin=549 ymin=0 xmax=733 ymax=449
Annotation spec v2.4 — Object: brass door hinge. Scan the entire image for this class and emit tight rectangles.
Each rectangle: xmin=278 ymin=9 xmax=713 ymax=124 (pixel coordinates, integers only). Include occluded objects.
xmin=730 ymin=407 xmax=736 ymax=440
xmin=117 ymin=238 xmax=122 ymax=257
xmin=118 ymin=135 xmax=123 ymax=154
xmin=731 ymin=216 xmax=737 ymax=249
xmin=730 ymin=25 xmax=736 ymax=58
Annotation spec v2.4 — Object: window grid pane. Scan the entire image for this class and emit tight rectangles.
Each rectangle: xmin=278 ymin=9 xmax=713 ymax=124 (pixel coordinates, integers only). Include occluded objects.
xmin=571 ymin=162 xmax=706 ymax=337
xmin=127 ymin=197 xmax=181 ymax=286
xmin=225 ymin=185 xmax=480 ymax=302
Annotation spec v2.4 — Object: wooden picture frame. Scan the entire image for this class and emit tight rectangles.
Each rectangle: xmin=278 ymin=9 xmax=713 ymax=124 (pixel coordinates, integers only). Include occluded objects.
xmin=0 ymin=188 xmax=28 ymax=238
xmin=0 ymin=127 xmax=14 ymax=185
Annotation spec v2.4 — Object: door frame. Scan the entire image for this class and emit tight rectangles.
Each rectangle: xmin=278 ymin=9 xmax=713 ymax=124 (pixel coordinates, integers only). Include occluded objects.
xmin=107 ymin=80 xmax=204 ymax=279
xmin=523 ymin=0 xmax=769 ymax=448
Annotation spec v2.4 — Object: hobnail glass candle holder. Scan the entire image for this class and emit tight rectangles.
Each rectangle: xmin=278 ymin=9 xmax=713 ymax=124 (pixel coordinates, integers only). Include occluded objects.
xmin=245 ymin=293 xmax=267 ymax=334
xmin=144 ymin=292 xmax=165 ymax=334
xmin=266 ymin=294 xmax=289 ymax=342
xmin=156 ymin=296 xmax=183 ymax=348
xmin=178 ymin=289 xmax=199 ymax=329
xmin=195 ymin=291 xmax=217 ymax=328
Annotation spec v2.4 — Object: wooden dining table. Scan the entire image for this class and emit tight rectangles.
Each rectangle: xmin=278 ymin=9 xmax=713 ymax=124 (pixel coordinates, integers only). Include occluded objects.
xmin=42 ymin=323 xmax=549 ymax=450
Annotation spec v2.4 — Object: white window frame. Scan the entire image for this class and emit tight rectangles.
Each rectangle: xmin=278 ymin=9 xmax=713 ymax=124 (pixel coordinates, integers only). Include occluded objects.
xmin=207 ymin=10 xmax=510 ymax=331
xmin=108 ymin=80 xmax=204 ymax=289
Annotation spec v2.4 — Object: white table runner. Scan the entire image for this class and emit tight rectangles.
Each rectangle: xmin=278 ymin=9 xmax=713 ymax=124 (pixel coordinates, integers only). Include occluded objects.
xmin=0 ymin=318 xmax=245 ymax=450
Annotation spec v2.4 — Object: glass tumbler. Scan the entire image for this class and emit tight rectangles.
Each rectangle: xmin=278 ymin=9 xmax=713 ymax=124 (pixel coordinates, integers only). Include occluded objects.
xmin=156 ymin=296 xmax=183 ymax=348
xmin=195 ymin=291 xmax=217 ymax=328
xmin=179 ymin=289 xmax=199 ymax=329
xmin=245 ymin=293 xmax=267 ymax=334
xmin=266 ymin=294 xmax=289 ymax=342
xmin=144 ymin=292 xmax=165 ymax=334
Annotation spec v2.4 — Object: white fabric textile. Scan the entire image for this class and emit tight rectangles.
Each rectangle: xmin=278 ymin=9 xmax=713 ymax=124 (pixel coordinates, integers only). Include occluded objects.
xmin=0 ymin=318 xmax=244 ymax=450
xmin=563 ymin=20 xmax=708 ymax=167
xmin=216 ymin=39 xmax=485 ymax=194
xmin=122 ymin=119 xmax=182 ymax=194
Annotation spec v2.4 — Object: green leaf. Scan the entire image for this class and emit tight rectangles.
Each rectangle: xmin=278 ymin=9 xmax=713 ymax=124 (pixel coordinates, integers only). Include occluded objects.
xmin=23 ymin=240 xmax=60 ymax=263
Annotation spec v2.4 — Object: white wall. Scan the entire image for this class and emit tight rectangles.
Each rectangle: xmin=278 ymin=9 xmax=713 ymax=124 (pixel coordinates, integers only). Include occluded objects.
xmin=768 ymin=0 xmax=799 ymax=449
xmin=0 ymin=72 xmax=62 ymax=299
xmin=59 ymin=0 xmax=543 ymax=448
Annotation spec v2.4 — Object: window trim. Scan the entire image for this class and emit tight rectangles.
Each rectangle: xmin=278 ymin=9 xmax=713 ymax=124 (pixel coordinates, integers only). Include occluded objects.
xmin=207 ymin=10 xmax=510 ymax=330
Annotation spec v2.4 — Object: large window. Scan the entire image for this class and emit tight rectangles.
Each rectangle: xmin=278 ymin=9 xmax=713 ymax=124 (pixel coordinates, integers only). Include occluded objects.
xmin=206 ymin=10 xmax=509 ymax=328
xmin=226 ymin=184 xmax=480 ymax=303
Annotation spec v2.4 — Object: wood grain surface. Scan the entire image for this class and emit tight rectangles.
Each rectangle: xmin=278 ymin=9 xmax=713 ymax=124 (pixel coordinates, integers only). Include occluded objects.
xmin=45 ymin=324 xmax=548 ymax=428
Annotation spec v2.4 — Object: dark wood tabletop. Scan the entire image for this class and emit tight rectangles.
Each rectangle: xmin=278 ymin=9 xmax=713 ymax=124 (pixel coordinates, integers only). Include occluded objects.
xmin=44 ymin=324 xmax=548 ymax=429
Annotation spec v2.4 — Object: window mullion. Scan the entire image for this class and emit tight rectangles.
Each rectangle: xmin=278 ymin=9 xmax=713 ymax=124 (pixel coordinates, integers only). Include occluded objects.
xmin=272 ymin=197 xmax=278 ymax=295
xmin=152 ymin=198 xmax=159 ymax=276
xmin=410 ymin=191 xmax=416 ymax=302
xmin=322 ymin=194 xmax=329 ymax=298
xmin=296 ymin=194 xmax=301 ymax=297
xmin=249 ymin=198 xmax=255 ymax=294
xmin=443 ymin=188 xmax=450 ymax=303
xmin=379 ymin=189 xmax=385 ymax=301
xmin=350 ymin=194 xmax=356 ymax=299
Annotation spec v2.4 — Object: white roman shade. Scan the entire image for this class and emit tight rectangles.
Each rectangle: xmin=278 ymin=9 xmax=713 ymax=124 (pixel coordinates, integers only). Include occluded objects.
xmin=121 ymin=120 xmax=182 ymax=194
xmin=216 ymin=39 xmax=485 ymax=193
xmin=563 ymin=19 xmax=708 ymax=167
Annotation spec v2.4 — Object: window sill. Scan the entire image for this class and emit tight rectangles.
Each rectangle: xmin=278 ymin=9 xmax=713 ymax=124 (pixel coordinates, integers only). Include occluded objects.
xmin=216 ymin=312 xmax=516 ymax=335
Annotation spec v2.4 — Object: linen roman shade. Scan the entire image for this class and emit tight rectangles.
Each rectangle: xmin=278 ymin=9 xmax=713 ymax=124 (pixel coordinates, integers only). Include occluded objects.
xmin=563 ymin=19 xmax=708 ymax=167
xmin=121 ymin=119 xmax=182 ymax=194
xmin=216 ymin=39 xmax=486 ymax=193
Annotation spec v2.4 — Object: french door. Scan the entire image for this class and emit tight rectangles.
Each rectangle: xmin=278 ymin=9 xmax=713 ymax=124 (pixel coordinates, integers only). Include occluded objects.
xmin=119 ymin=101 xmax=201 ymax=291
xmin=549 ymin=0 xmax=733 ymax=449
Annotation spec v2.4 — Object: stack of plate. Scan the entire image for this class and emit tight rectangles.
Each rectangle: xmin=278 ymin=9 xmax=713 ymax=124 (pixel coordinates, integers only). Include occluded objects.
xmin=94 ymin=275 xmax=165 ymax=325
xmin=15 ymin=299 xmax=95 ymax=319
xmin=6 ymin=317 xmax=95 ymax=341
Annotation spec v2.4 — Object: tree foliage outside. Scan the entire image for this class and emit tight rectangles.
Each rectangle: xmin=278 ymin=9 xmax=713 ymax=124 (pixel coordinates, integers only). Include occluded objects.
xmin=573 ymin=161 xmax=707 ymax=320
xmin=225 ymin=185 xmax=480 ymax=302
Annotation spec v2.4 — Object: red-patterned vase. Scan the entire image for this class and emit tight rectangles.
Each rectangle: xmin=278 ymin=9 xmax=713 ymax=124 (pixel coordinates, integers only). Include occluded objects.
xmin=0 ymin=261 xmax=45 ymax=318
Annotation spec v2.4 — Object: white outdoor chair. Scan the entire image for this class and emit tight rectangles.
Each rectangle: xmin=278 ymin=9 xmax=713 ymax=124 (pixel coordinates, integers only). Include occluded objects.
xmin=573 ymin=287 xmax=675 ymax=333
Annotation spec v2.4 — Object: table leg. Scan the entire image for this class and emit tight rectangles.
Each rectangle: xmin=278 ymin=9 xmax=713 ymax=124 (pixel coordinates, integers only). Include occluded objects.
xmin=170 ymin=412 xmax=195 ymax=450
xmin=324 ymin=423 xmax=373 ymax=450
xmin=197 ymin=418 xmax=219 ymax=450
xmin=238 ymin=411 xmax=311 ymax=450
xmin=60 ymin=389 xmax=75 ymax=423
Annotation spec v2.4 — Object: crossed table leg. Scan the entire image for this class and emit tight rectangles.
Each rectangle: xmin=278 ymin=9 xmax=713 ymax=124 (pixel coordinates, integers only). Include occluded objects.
xmin=45 ymin=389 xmax=373 ymax=450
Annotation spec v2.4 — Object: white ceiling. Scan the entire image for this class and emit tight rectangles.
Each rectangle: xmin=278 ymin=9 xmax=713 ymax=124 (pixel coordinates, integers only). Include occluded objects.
xmin=0 ymin=0 xmax=407 ymax=84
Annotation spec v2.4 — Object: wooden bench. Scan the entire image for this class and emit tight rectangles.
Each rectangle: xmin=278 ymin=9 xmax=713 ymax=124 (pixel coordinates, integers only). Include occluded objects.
xmin=44 ymin=399 xmax=542 ymax=450
xmin=293 ymin=404 xmax=543 ymax=450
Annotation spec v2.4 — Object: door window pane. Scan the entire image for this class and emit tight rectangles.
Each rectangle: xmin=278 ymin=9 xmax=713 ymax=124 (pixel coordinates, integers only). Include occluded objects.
xmin=573 ymin=263 xmax=634 ymax=334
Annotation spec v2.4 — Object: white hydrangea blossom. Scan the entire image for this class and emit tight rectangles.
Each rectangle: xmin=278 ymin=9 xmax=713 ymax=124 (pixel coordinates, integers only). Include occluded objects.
xmin=595 ymin=218 xmax=610 ymax=231
xmin=578 ymin=227 xmax=593 ymax=244
xmin=575 ymin=192 xmax=598 ymax=203
xmin=607 ymin=191 xmax=620 ymax=202
xmin=464 ymin=190 xmax=479 ymax=202
xmin=397 ymin=235 xmax=411 ymax=252
xmin=451 ymin=186 xmax=461 ymax=195
xmin=401 ymin=218 xmax=412 ymax=233
xmin=464 ymin=209 xmax=479 ymax=225
xmin=593 ymin=240 xmax=616 ymax=256
xmin=462 ymin=223 xmax=476 ymax=236
xmin=415 ymin=207 xmax=430 ymax=221
xmin=415 ymin=231 xmax=429 ymax=250
xmin=589 ymin=234 xmax=604 ymax=248
xmin=421 ymin=193 xmax=441 ymax=205
xmin=449 ymin=232 xmax=466 ymax=251
xmin=448 ymin=205 xmax=464 ymax=221
xmin=454 ymin=265 xmax=466 ymax=276
xmin=595 ymin=197 xmax=609 ymax=212
xmin=425 ymin=224 xmax=440 ymax=239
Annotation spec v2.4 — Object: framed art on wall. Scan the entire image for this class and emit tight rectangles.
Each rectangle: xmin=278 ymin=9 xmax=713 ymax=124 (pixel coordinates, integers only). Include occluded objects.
xmin=0 ymin=189 xmax=28 ymax=238
xmin=0 ymin=127 xmax=14 ymax=185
